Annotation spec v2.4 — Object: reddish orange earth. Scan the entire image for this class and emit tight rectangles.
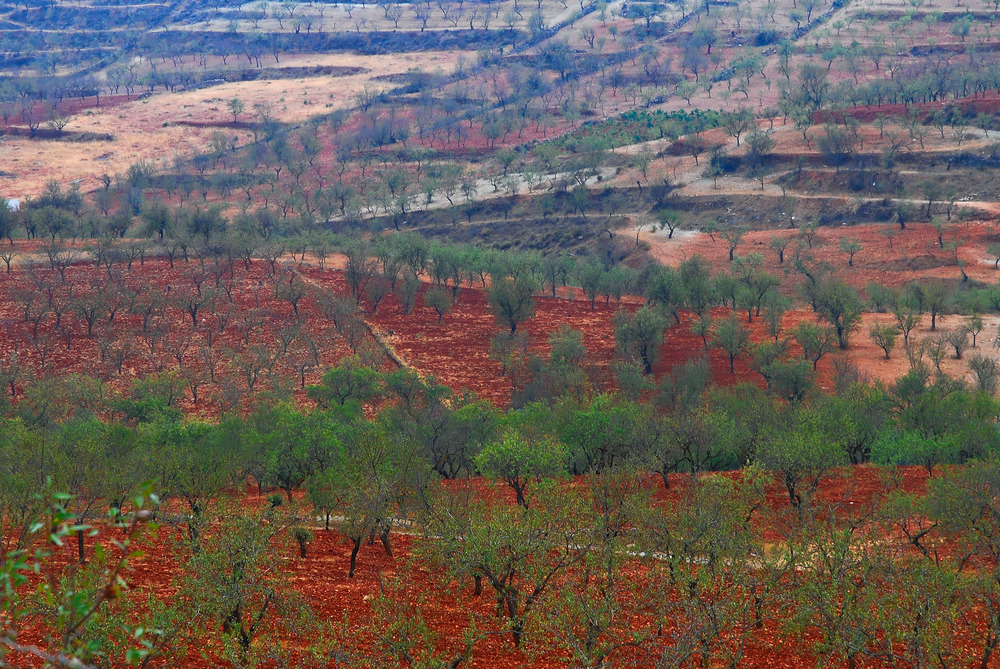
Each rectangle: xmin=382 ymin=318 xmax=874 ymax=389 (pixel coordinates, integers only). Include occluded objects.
xmin=14 ymin=466 xmax=947 ymax=669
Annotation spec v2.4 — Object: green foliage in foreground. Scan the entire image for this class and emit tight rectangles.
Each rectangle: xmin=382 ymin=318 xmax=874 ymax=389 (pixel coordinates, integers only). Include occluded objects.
xmin=3 ymin=353 xmax=1000 ymax=667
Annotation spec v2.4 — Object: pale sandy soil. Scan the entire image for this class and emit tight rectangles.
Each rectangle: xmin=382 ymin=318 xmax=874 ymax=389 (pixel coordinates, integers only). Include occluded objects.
xmin=1 ymin=51 xmax=468 ymax=198
xmin=850 ymin=311 xmax=1000 ymax=389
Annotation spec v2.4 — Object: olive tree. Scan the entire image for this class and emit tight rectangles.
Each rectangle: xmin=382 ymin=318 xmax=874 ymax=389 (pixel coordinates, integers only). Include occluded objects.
xmin=420 ymin=484 xmax=591 ymax=649
xmin=711 ymin=314 xmax=751 ymax=374
xmin=614 ymin=306 xmax=667 ymax=375
xmin=869 ymin=323 xmax=899 ymax=360
xmin=489 ymin=276 xmax=536 ymax=334
xmin=475 ymin=430 xmax=567 ymax=508
xmin=179 ymin=504 xmax=320 ymax=668
xmin=756 ymin=408 xmax=845 ymax=515
xmin=816 ymin=279 xmax=864 ymax=349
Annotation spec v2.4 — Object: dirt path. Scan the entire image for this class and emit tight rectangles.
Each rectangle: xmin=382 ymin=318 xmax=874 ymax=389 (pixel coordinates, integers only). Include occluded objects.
xmin=283 ymin=260 xmax=424 ymax=380
xmin=615 ymin=128 xmax=1000 ymax=218
xmin=329 ymin=165 xmax=618 ymax=224
xmin=630 ymin=120 xmax=999 ymax=202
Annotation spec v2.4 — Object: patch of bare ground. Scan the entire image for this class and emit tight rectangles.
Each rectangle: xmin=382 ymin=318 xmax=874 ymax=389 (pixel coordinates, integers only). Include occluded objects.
xmin=636 ymin=219 xmax=999 ymax=286
xmin=1 ymin=51 xmax=469 ymax=198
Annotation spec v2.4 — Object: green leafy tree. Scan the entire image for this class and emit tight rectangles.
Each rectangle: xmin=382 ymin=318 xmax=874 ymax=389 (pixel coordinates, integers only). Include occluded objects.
xmin=745 ymin=129 xmax=775 ymax=165
xmin=720 ymin=227 xmax=745 ymax=261
xmin=967 ymin=313 xmax=984 ymax=348
xmin=614 ymin=306 xmax=668 ymax=374
xmin=756 ymin=409 xmax=845 ymax=514
xmin=0 ymin=419 xmax=48 ymax=559
xmin=762 ymin=293 xmax=789 ymax=342
xmin=769 ymin=235 xmax=790 ymax=263
xmin=227 ymin=98 xmax=246 ymax=123
xmin=475 ymin=430 xmax=567 ymax=508
xmin=816 ymin=279 xmax=864 ymax=349
xmin=928 ymin=457 xmax=1000 ymax=668
xmin=55 ymin=420 xmax=127 ymax=564
xmin=721 ymin=107 xmax=754 ymax=147
xmin=145 ymin=420 xmax=241 ymax=547
xmin=872 ymin=430 xmax=959 ymax=477
xmin=786 ymin=509 xmax=883 ymax=669
xmin=647 ymin=265 xmax=688 ymax=325
xmin=657 ymin=209 xmax=682 ymax=238
xmin=337 ymin=426 xmax=426 ymax=578
xmin=839 ymin=237 xmax=862 ymax=267
xmin=553 ymin=396 xmax=660 ymax=476
xmin=421 ymin=484 xmax=591 ymax=649
xmin=988 ymin=243 xmax=1000 ymax=269
xmin=893 ymin=304 xmax=921 ymax=347
xmin=489 ymin=330 xmax=529 ymax=379
xmin=424 ymin=287 xmax=453 ymax=324
xmin=489 ymin=277 xmax=536 ymax=334
xmin=749 ymin=339 xmax=789 ymax=389
xmin=642 ymin=469 xmax=772 ymax=668
xmin=679 ymin=255 xmax=716 ymax=316
xmin=969 ymin=354 xmax=1000 ymax=395
xmin=306 ymin=357 xmax=384 ymax=409
xmin=944 ymin=328 xmax=970 ymax=360
xmin=769 ymin=358 xmax=816 ymax=403
xmin=254 ymin=403 xmax=341 ymax=502
xmin=179 ymin=504 xmax=321 ymax=668
xmin=534 ymin=470 xmax=656 ymax=667
xmin=290 ymin=527 xmax=313 ymax=558
xmin=869 ymin=323 xmax=899 ymax=360
xmin=712 ymin=314 xmax=750 ymax=374
xmin=576 ymin=261 xmax=605 ymax=311
xmin=907 ymin=280 xmax=950 ymax=331
xmin=1 ymin=484 xmax=160 ymax=668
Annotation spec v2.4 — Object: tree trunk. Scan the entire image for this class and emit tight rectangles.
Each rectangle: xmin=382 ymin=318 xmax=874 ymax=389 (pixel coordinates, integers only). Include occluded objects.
xmin=510 ymin=614 xmax=524 ymax=649
xmin=980 ymin=633 xmax=999 ymax=669
xmin=349 ymin=537 xmax=362 ymax=578
xmin=514 ymin=483 xmax=528 ymax=509
xmin=379 ymin=526 xmax=392 ymax=556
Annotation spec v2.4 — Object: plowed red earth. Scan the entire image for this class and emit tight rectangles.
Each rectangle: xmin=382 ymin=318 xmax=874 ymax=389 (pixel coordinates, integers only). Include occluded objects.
xmin=0 ymin=257 xmax=361 ymax=417
xmin=300 ymin=267 xmax=769 ymax=405
xmin=14 ymin=467 xmax=947 ymax=669
xmin=0 ymin=253 xmax=833 ymax=414
xmin=649 ymin=221 xmax=1000 ymax=291
xmin=814 ymin=94 xmax=1000 ymax=123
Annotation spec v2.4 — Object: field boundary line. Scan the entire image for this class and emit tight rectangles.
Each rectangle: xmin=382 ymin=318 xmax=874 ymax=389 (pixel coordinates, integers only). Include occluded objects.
xmin=284 ymin=261 xmax=427 ymax=382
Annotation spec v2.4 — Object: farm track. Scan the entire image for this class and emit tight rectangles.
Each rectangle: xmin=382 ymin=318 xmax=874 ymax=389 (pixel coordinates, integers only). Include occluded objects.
xmin=283 ymin=260 xmax=426 ymax=380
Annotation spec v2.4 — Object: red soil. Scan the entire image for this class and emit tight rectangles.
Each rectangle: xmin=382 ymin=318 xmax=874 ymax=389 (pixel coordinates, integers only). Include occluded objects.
xmin=0 ymin=250 xmax=777 ymax=415
xmin=13 ymin=466 xmax=943 ymax=669
xmin=649 ymin=221 xmax=1000 ymax=291
xmin=815 ymin=93 xmax=1000 ymax=124
xmin=0 ymin=255 xmax=362 ymax=417
xmin=3 ymin=240 xmax=966 ymax=414
xmin=300 ymin=267 xmax=768 ymax=405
